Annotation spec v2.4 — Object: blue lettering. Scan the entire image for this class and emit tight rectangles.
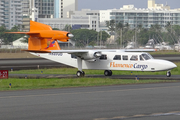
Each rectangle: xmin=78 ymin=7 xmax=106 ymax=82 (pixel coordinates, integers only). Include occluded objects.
xmin=133 ymin=63 xmax=148 ymax=70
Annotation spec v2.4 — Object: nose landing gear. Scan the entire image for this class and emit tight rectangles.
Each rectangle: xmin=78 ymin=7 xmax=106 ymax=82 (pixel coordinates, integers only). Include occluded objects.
xmin=166 ymin=71 xmax=171 ymax=77
xmin=76 ymin=71 xmax=85 ymax=77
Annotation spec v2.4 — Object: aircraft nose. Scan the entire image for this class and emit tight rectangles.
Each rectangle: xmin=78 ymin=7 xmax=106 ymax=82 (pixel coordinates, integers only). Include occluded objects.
xmin=170 ymin=62 xmax=177 ymax=69
xmin=153 ymin=59 xmax=177 ymax=71
xmin=165 ymin=61 xmax=177 ymax=70
xmin=67 ymin=33 xmax=74 ymax=38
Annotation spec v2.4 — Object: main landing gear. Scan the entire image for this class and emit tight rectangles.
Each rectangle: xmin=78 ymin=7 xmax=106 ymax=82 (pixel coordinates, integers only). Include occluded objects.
xmin=76 ymin=71 xmax=85 ymax=77
xmin=166 ymin=71 xmax=171 ymax=77
xmin=104 ymin=70 xmax=112 ymax=76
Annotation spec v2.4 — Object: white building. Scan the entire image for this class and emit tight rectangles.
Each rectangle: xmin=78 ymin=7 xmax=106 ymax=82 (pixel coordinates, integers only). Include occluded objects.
xmin=148 ymin=0 xmax=170 ymax=10
xmin=100 ymin=5 xmax=180 ymax=29
xmin=38 ymin=14 xmax=100 ymax=31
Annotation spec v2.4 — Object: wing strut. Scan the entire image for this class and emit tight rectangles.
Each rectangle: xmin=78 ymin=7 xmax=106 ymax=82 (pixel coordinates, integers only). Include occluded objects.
xmin=77 ymin=57 xmax=82 ymax=71
xmin=76 ymin=57 xmax=85 ymax=77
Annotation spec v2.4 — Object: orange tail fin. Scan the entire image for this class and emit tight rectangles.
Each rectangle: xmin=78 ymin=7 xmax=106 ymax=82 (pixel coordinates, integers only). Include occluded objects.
xmin=30 ymin=20 xmax=52 ymax=31
xmin=23 ymin=37 xmax=60 ymax=53
xmin=6 ymin=20 xmax=73 ymax=53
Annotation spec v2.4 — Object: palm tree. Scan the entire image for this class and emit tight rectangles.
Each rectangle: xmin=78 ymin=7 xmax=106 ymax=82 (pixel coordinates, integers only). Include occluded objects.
xmin=106 ymin=19 xmax=115 ymax=35
xmin=115 ymin=22 xmax=124 ymax=47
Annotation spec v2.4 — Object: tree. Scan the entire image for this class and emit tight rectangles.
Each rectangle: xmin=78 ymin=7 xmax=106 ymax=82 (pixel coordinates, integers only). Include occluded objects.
xmin=63 ymin=24 xmax=72 ymax=32
xmin=97 ymin=31 xmax=110 ymax=45
xmin=52 ymin=28 xmax=60 ymax=30
xmin=106 ymin=20 xmax=115 ymax=35
xmin=0 ymin=25 xmax=24 ymax=44
xmin=0 ymin=25 xmax=7 ymax=45
xmin=115 ymin=22 xmax=124 ymax=46
xmin=71 ymin=29 xmax=110 ymax=47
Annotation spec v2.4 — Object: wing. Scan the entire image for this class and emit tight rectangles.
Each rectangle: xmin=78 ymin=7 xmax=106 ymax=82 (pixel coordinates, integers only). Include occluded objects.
xmin=50 ymin=49 xmax=156 ymax=54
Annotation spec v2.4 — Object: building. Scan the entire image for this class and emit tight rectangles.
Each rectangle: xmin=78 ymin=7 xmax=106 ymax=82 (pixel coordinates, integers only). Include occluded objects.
xmin=38 ymin=15 xmax=99 ymax=31
xmin=34 ymin=0 xmax=78 ymax=18
xmin=22 ymin=0 xmax=38 ymax=31
xmin=35 ymin=0 xmax=54 ymax=18
xmin=55 ymin=0 xmax=78 ymax=18
xmin=148 ymin=0 xmax=170 ymax=10
xmin=100 ymin=5 xmax=180 ymax=29
xmin=0 ymin=0 xmax=22 ymax=30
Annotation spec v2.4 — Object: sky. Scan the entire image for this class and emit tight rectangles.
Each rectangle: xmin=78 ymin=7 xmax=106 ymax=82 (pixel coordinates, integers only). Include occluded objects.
xmin=78 ymin=0 xmax=180 ymax=10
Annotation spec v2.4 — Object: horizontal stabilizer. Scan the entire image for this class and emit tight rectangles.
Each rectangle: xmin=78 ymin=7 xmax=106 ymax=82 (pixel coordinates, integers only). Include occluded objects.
xmin=6 ymin=32 xmax=39 ymax=35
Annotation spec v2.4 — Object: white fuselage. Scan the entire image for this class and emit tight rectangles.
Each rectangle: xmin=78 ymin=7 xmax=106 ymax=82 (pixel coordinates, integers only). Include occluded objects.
xmin=32 ymin=51 xmax=177 ymax=72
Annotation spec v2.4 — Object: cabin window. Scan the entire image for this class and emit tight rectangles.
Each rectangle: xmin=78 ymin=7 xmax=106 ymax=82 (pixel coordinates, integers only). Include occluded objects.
xmin=130 ymin=55 xmax=138 ymax=61
xmin=142 ymin=54 xmax=151 ymax=60
xmin=100 ymin=54 xmax=107 ymax=60
xmin=113 ymin=55 xmax=121 ymax=60
xmin=122 ymin=55 xmax=128 ymax=60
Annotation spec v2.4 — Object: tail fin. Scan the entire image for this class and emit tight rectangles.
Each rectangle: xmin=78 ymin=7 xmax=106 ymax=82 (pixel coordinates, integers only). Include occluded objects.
xmin=30 ymin=20 xmax=52 ymax=31
xmin=23 ymin=37 xmax=61 ymax=53
xmin=6 ymin=20 xmax=72 ymax=53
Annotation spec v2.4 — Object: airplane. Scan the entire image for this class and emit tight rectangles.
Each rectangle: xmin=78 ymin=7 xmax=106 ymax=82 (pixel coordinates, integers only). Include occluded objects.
xmin=7 ymin=21 xmax=177 ymax=77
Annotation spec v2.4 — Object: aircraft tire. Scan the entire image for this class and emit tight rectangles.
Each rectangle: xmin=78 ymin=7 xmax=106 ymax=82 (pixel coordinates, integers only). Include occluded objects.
xmin=82 ymin=71 xmax=85 ymax=76
xmin=104 ymin=70 xmax=109 ymax=76
xmin=104 ymin=70 xmax=112 ymax=76
xmin=109 ymin=70 xmax=112 ymax=76
xmin=166 ymin=71 xmax=171 ymax=77
xmin=77 ymin=71 xmax=82 ymax=77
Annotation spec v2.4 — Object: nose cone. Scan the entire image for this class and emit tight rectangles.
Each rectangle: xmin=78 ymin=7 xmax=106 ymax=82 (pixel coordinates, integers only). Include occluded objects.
xmin=166 ymin=61 xmax=177 ymax=70
xmin=67 ymin=33 xmax=74 ymax=38
xmin=153 ymin=59 xmax=177 ymax=71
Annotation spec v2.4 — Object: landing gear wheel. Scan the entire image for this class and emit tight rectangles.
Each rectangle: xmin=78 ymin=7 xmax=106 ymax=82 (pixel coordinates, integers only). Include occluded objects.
xmin=104 ymin=70 xmax=109 ymax=76
xmin=166 ymin=71 xmax=171 ymax=77
xmin=104 ymin=70 xmax=112 ymax=76
xmin=82 ymin=71 xmax=85 ymax=76
xmin=109 ymin=70 xmax=112 ymax=76
xmin=76 ymin=71 xmax=85 ymax=77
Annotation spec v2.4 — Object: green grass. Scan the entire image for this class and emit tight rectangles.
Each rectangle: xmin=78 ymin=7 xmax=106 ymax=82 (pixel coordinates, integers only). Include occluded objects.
xmin=4 ymin=62 xmax=180 ymax=91
xmin=0 ymin=78 xmax=178 ymax=91
xmin=149 ymin=50 xmax=180 ymax=55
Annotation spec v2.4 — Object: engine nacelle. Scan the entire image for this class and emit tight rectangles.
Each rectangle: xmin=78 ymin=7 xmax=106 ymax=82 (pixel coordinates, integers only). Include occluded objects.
xmin=81 ymin=51 xmax=101 ymax=60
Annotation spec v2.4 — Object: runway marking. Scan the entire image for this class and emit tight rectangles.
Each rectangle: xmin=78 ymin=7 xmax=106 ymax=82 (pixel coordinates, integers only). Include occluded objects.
xmin=94 ymin=111 xmax=180 ymax=120
xmin=0 ymin=85 xmax=180 ymax=99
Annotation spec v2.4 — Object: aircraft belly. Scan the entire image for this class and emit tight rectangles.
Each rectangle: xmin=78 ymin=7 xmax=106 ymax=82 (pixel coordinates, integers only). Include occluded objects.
xmin=33 ymin=53 xmax=78 ymax=68
xmin=82 ymin=60 xmax=110 ymax=70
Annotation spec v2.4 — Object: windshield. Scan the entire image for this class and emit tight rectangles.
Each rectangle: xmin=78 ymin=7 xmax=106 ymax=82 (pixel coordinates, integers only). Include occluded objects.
xmin=147 ymin=53 xmax=154 ymax=59
xmin=141 ymin=53 xmax=153 ymax=60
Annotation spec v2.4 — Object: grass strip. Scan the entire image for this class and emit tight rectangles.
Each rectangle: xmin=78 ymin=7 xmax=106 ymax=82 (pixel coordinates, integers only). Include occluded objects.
xmin=0 ymin=78 xmax=178 ymax=91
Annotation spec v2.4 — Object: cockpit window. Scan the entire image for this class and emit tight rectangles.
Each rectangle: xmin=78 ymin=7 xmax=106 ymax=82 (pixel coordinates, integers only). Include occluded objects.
xmin=141 ymin=54 xmax=152 ymax=60
xmin=140 ymin=55 xmax=144 ymax=61
xmin=113 ymin=55 xmax=121 ymax=60
xmin=130 ymin=55 xmax=138 ymax=61
xmin=100 ymin=54 xmax=107 ymax=60
xmin=147 ymin=53 xmax=154 ymax=59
